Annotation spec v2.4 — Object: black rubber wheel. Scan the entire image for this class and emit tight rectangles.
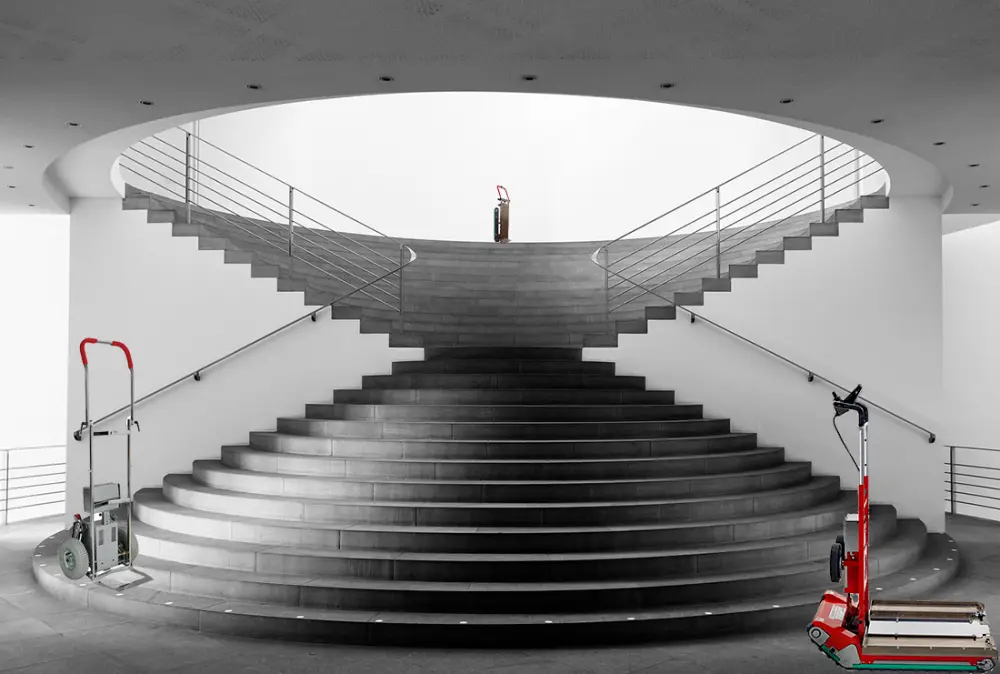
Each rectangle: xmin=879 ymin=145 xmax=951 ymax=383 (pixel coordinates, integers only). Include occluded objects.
xmin=836 ymin=534 xmax=845 ymax=548
xmin=58 ymin=537 xmax=90 ymax=580
xmin=117 ymin=525 xmax=139 ymax=564
xmin=830 ymin=542 xmax=845 ymax=583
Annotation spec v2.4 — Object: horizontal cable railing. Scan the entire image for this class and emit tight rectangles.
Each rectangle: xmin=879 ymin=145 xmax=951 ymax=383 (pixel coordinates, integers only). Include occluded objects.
xmin=597 ymin=135 xmax=885 ymax=314
xmin=589 ymin=138 xmax=933 ymax=444
xmin=1 ymin=445 xmax=66 ymax=525
xmin=76 ymin=130 xmax=418 ymax=440
xmin=946 ymin=445 xmax=1000 ymax=522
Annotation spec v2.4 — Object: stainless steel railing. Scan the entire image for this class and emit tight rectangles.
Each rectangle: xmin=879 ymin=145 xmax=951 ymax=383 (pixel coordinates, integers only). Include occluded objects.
xmin=596 ymin=135 xmax=884 ymax=314
xmin=120 ymin=128 xmax=411 ymax=313
xmin=74 ymin=130 xmax=418 ymax=440
xmin=589 ymin=137 xmax=936 ymax=444
xmin=0 ymin=445 xmax=66 ymax=525
xmin=947 ymin=445 xmax=1000 ymax=522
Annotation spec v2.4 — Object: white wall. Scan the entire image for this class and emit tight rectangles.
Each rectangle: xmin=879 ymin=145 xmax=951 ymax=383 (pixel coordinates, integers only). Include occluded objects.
xmin=0 ymin=214 xmax=70 ymax=522
xmin=588 ymin=197 xmax=947 ymax=532
xmin=943 ymin=219 xmax=1000 ymax=521
xmin=165 ymin=94 xmax=818 ymax=243
xmin=0 ymin=215 xmax=70 ymax=451
xmin=64 ymin=199 xmax=421 ymax=519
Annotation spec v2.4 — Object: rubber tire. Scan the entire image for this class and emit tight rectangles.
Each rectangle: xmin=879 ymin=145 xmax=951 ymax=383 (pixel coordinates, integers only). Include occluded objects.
xmin=117 ymin=525 xmax=139 ymax=564
xmin=830 ymin=542 xmax=844 ymax=583
xmin=58 ymin=537 xmax=90 ymax=580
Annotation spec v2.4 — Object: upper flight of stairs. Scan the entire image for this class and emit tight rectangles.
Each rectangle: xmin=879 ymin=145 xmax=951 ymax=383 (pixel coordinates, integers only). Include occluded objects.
xmin=34 ymin=346 xmax=961 ymax=646
xmin=122 ymin=185 xmax=889 ymax=348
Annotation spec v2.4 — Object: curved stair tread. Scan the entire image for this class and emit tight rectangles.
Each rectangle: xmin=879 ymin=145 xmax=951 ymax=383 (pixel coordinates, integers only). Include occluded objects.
xmin=130 ymin=510 xmax=901 ymax=563
xmin=161 ymin=472 xmax=839 ymax=510
xmin=135 ymin=488 xmax=864 ymax=537
xmin=193 ymin=458 xmax=811 ymax=487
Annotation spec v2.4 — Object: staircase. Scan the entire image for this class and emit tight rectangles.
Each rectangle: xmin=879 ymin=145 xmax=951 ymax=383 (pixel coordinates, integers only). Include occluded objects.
xmin=35 ymin=345 xmax=960 ymax=645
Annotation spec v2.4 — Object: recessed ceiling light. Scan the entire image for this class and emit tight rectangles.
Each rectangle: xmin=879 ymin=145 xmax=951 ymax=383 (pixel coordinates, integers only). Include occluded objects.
xmin=933 ymin=141 xmax=945 ymax=146
xmin=28 ymin=204 xmax=35 ymax=207
xmin=2 ymin=166 xmax=12 ymax=169
xmin=66 ymin=121 xmax=80 ymax=127
xmin=23 ymin=144 xmax=34 ymax=149
xmin=980 ymin=184 xmax=990 ymax=189
xmin=521 ymin=74 xmax=537 ymax=81
xmin=969 ymin=163 xmax=981 ymax=167
xmin=972 ymin=203 xmax=980 ymax=207
xmin=870 ymin=119 xmax=884 ymax=124
xmin=139 ymin=100 xmax=154 ymax=106
xmin=379 ymin=75 xmax=395 ymax=82
xmin=779 ymin=98 xmax=794 ymax=104
xmin=246 ymin=83 xmax=263 ymax=90
xmin=7 ymin=185 xmax=14 ymax=189
xmin=660 ymin=82 xmax=675 ymax=89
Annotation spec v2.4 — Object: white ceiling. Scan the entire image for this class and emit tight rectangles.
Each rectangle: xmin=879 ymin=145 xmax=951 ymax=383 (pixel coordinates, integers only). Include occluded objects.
xmin=2 ymin=0 xmax=1000 ymax=216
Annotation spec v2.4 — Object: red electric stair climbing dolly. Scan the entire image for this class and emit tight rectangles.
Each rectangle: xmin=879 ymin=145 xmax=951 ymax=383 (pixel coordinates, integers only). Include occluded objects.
xmin=493 ymin=185 xmax=510 ymax=243
xmin=809 ymin=385 xmax=998 ymax=671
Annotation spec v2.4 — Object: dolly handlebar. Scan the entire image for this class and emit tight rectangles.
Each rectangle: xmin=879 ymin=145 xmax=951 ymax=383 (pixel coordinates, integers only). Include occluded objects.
xmin=496 ymin=185 xmax=509 ymax=201
xmin=79 ymin=338 xmax=134 ymax=370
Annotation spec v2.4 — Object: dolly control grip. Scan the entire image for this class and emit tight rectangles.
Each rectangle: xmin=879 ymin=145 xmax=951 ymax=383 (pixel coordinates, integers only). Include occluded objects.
xmin=111 ymin=341 xmax=134 ymax=370
xmin=496 ymin=185 xmax=509 ymax=201
xmin=79 ymin=338 xmax=98 ymax=366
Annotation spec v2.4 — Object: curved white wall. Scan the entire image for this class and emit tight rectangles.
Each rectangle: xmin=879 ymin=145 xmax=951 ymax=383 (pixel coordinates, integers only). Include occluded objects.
xmin=186 ymin=94 xmax=815 ymax=242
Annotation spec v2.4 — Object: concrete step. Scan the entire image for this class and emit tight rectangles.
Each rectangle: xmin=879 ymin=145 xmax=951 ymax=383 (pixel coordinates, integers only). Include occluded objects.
xmin=364 ymin=320 xmax=616 ymax=336
xmin=332 ymin=388 xmax=676 ymax=406
xmin=304 ymin=402 xmax=704 ymax=423
xmin=390 ymin=333 xmax=619 ymax=348
xmin=32 ymin=526 xmax=955 ymax=647
xmin=130 ymin=510 xmax=901 ymax=583
xmin=134 ymin=488 xmax=858 ymax=553
xmin=359 ymin=373 xmax=645 ymax=390
xmin=423 ymin=346 xmax=581 ymax=361
xmin=219 ymin=444 xmax=786 ymax=481
xmin=189 ymin=459 xmax=813 ymax=503
xmin=273 ymin=417 xmax=732 ymax=441
xmin=120 ymin=520 xmax=923 ymax=614
xmin=160 ymin=473 xmax=841 ymax=526
xmin=246 ymin=432 xmax=760 ymax=461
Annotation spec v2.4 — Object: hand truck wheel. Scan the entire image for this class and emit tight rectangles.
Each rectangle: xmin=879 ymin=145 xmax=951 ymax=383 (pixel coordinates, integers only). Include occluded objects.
xmin=118 ymin=525 xmax=139 ymax=564
xmin=58 ymin=537 xmax=90 ymax=580
xmin=830 ymin=540 xmax=845 ymax=583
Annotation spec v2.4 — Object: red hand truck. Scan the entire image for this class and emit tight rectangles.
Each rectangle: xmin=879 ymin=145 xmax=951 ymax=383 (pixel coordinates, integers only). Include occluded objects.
xmin=58 ymin=338 xmax=150 ymax=590
xmin=493 ymin=185 xmax=511 ymax=243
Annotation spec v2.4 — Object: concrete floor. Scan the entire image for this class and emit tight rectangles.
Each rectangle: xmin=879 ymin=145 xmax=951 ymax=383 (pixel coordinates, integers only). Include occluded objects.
xmin=2 ymin=515 xmax=998 ymax=674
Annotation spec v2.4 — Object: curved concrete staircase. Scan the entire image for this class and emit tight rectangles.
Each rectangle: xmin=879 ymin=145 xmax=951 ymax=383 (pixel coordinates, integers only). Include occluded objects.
xmin=35 ymin=345 xmax=961 ymax=645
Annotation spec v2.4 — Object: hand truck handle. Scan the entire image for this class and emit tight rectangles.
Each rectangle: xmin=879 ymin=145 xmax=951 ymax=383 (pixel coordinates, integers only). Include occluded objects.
xmin=79 ymin=337 xmax=134 ymax=370
xmin=496 ymin=185 xmax=509 ymax=201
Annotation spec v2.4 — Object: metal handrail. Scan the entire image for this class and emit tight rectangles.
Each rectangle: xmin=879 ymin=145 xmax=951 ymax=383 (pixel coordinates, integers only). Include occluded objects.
xmin=946 ymin=445 xmax=1000 ymax=519
xmin=608 ymin=160 xmax=879 ymax=311
xmin=1 ymin=446 xmax=66 ymax=526
xmin=120 ymin=151 xmax=401 ymax=311
xmin=606 ymin=134 xmax=820 ymax=248
xmin=589 ymin=240 xmax=936 ymax=444
xmin=73 ymin=245 xmax=417 ymax=440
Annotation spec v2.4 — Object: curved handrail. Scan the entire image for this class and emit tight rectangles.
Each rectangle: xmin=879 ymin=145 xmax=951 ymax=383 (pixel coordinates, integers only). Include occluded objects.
xmin=589 ymin=248 xmax=935 ymax=443
xmin=73 ymin=246 xmax=417 ymax=441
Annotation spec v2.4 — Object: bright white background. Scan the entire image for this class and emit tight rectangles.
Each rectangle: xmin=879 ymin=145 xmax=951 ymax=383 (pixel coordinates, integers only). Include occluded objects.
xmin=187 ymin=93 xmax=814 ymax=242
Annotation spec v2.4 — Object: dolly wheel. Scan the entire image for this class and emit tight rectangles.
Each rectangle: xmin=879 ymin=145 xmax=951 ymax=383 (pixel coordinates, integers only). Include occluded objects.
xmin=118 ymin=526 xmax=139 ymax=564
xmin=58 ymin=537 xmax=90 ymax=580
xmin=830 ymin=541 xmax=845 ymax=583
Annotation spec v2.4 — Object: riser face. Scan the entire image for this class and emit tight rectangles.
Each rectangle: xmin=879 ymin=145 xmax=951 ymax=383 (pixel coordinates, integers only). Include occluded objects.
xmin=161 ymin=475 xmax=840 ymax=526
xmin=423 ymin=347 xmax=582 ymax=361
xmin=360 ymin=374 xmax=646 ymax=390
xmin=304 ymin=403 xmax=705 ymax=423
xmin=220 ymin=445 xmax=786 ymax=480
xmin=190 ymin=460 xmax=812 ymax=503
xmin=332 ymin=389 xmax=677 ymax=405
xmin=274 ymin=418 xmax=732 ymax=440
xmin=134 ymin=490 xmax=867 ymax=554
xmin=246 ymin=432 xmax=760 ymax=460
xmin=390 ymin=360 xmax=616 ymax=375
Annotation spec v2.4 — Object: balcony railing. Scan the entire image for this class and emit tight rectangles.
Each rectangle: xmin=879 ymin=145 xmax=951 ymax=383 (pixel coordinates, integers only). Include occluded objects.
xmin=946 ymin=444 xmax=1000 ymax=522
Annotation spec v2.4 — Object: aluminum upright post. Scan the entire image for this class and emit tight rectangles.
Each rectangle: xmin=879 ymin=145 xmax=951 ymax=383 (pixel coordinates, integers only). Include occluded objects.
xmin=714 ymin=188 xmax=722 ymax=278
xmin=399 ymin=245 xmax=406 ymax=329
xmin=184 ymin=132 xmax=192 ymax=225
xmin=819 ymin=136 xmax=827 ymax=223
xmin=287 ymin=186 xmax=295 ymax=268
xmin=603 ymin=246 xmax=610 ymax=317
xmin=853 ymin=148 xmax=861 ymax=201
xmin=950 ymin=445 xmax=957 ymax=514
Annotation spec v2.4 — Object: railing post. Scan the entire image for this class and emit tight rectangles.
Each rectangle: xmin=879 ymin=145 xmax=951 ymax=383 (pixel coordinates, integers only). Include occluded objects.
xmin=399 ymin=245 xmax=406 ymax=330
xmin=714 ymin=187 xmax=722 ymax=279
xmin=184 ymin=131 xmax=192 ymax=225
xmin=603 ymin=246 xmax=610 ymax=318
xmin=287 ymin=186 xmax=295 ymax=267
xmin=819 ymin=136 xmax=826 ymax=223
xmin=1 ymin=449 xmax=8 ymax=526
xmin=949 ymin=445 xmax=957 ymax=515
xmin=853 ymin=148 xmax=861 ymax=201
